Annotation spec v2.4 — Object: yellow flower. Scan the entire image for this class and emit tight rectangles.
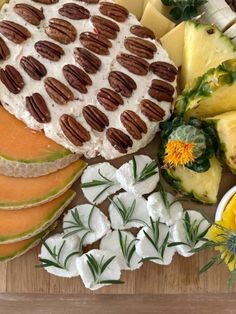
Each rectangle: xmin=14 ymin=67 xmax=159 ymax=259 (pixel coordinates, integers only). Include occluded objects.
xmin=164 ymin=139 xmax=196 ymax=167
xmin=207 ymin=221 xmax=236 ymax=271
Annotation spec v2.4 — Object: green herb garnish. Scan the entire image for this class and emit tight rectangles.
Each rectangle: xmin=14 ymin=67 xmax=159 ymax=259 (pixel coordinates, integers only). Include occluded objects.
xmin=81 ymin=169 xmax=115 ymax=202
xmin=161 ymin=0 xmax=207 ymax=22
xmin=63 ymin=204 xmax=95 ymax=250
xmin=132 ymin=157 xmax=158 ymax=184
xmin=169 ymin=211 xmax=210 ymax=249
xmin=37 ymin=239 xmax=80 ymax=270
xmin=86 ymin=254 xmax=124 ymax=286
xmin=118 ymin=230 xmax=138 ymax=268
xmin=110 ymin=196 xmax=147 ymax=227
xmin=142 ymin=218 xmax=170 ymax=262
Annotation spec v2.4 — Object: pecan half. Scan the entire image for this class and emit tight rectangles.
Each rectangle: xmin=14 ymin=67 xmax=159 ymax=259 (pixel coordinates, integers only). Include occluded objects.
xmin=91 ymin=15 xmax=120 ymax=40
xmin=14 ymin=3 xmax=44 ymax=26
xmin=80 ymin=0 xmax=99 ymax=3
xmin=106 ymin=128 xmax=132 ymax=154
xmin=80 ymin=32 xmax=111 ymax=55
xmin=35 ymin=40 xmax=64 ymax=61
xmin=150 ymin=61 xmax=178 ymax=82
xmin=63 ymin=64 xmax=92 ymax=94
xmin=0 ymin=20 xmax=31 ymax=44
xmin=108 ymin=71 xmax=137 ymax=97
xmin=117 ymin=53 xmax=149 ymax=76
xmin=130 ymin=25 xmax=155 ymax=39
xmin=121 ymin=110 xmax=147 ymax=140
xmin=60 ymin=114 xmax=90 ymax=146
xmin=74 ymin=47 xmax=101 ymax=74
xmin=83 ymin=105 xmax=109 ymax=132
xmin=99 ymin=2 xmax=128 ymax=22
xmin=148 ymin=79 xmax=175 ymax=102
xmin=0 ymin=36 xmax=10 ymax=60
xmin=140 ymin=99 xmax=165 ymax=122
xmin=0 ymin=65 xmax=24 ymax=94
xmin=46 ymin=18 xmax=77 ymax=45
xmin=20 ymin=56 xmax=47 ymax=80
xmin=124 ymin=37 xmax=157 ymax=59
xmin=32 ymin=0 xmax=58 ymax=4
xmin=44 ymin=77 xmax=74 ymax=105
xmin=59 ymin=3 xmax=90 ymax=20
xmin=97 ymin=88 xmax=123 ymax=111
xmin=26 ymin=93 xmax=51 ymax=123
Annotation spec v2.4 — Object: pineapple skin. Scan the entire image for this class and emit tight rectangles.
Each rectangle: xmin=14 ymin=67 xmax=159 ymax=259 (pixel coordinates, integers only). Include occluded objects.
xmin=175 ymin=59 xmax=236 ymax=118
xmin=162 ymin=157 xmax=222 ymax=204
xmin=206 ymin=111 xmax=236 ymax=173
xmin=181 ymin=21 xmax=236 ymax=87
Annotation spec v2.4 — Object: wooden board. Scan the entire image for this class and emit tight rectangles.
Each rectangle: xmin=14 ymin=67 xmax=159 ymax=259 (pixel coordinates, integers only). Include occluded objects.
xmin=0 ymin=136 xmax=236 ymax=297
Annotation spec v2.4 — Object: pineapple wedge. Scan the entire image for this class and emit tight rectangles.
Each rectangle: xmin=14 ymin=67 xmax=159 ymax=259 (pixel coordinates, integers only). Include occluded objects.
xmin=206 ymin=111 xmax=236 ymax=173
xmin=163 ymin=157 xmax=222 ymax=204
xmin=175 ymin=59 xmax=236 ymax=118
xmin=181 ymin=21 xmax=236 ymax=87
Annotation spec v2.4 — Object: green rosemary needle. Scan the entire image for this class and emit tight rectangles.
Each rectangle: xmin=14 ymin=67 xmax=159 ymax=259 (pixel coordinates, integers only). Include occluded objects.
xmin=37 ymin=239 xmax=80 ymax=270
xmin=63 ymin=204 xmax=95 ymax=251
xmin=132 ymin=157 xmax=158 ymax=184
xmin=118 ymin=230 xmax=138 ymax=268
xmin=81 ymin=169 xmax=115 ymax=203
xmin=86 ymin=254 xmax=124 ymax=286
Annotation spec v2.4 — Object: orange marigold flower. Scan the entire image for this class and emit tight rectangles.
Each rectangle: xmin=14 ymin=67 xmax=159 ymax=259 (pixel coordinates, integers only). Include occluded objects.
xmin=164 ymin=139 xmax=196 ymax=167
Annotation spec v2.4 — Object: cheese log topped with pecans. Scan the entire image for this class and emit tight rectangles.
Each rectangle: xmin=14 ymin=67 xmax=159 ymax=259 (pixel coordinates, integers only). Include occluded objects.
xmin=0 ymin=0 xmax=178 ymax=159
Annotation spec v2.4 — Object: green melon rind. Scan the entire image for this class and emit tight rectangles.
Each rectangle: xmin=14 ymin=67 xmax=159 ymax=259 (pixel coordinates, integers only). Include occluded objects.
xmin=0 ymin=190 xmax=76 ymax=244
xmin=0 ymin=161 xmax=87 ymax=210
xmin=0 ymin=223 xmax=57 ymax=262
xmin=0 ymin=153 xmax=80 ymax=178
xmin=162 ymin=157 xmax=222 ymax=204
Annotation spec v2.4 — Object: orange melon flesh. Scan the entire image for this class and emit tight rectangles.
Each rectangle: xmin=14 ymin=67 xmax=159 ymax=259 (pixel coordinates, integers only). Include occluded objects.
xmin=0 ymin=106 xmax=71 ymax=162
xmin=0 ymin=159 xmax=86 ymax=209
xmin=0 ymin=190 xmax=75 ymax=243
xmin=0 ymin=228 xmax=51 ymax=262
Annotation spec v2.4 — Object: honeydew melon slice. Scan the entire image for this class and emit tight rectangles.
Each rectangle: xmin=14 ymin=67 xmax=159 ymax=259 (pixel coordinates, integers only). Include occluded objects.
xmin=0 ymin=159 xmax=86 ymax=210
xmin=0 ymin=106 xmax=79 ymax=177
xmin=0 ymin=224 xmax=56 ymax=262
xmin=0 ymin=190 xmax=75 ymax=243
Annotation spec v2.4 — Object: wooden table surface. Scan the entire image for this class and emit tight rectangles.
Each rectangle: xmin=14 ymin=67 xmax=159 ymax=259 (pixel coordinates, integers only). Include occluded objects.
xmin=1 ymin=137 xmax=236 ymax=313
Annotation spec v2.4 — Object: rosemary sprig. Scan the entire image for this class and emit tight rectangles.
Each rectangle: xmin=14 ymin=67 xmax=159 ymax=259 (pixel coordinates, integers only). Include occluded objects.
xmin=110 ymin=196 xmax=147 ymax=226
xmin=142 ymin=218 xmax=170 ymax=262
xmin=86 ymin=253 xmax=124 ymax=286
xmin=169 ymin=212 xmax=210 ymax=249
xmin=118 ymin=230 xmax=138 ymax=268
xmin=132 ymin=157 xmax=158 ymax=184
xmin=37 ymin=239 xmax=80 ymax=270
xmin=63 ymin=205 xmax=95 ymax=250
xmin=81 ymin=169 xmax=115 ymax=202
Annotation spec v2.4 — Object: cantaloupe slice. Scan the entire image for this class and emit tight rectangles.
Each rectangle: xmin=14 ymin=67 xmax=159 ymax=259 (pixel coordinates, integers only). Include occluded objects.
xmin=0 ymin=190 xmax=75 ymax=243
xmin=0 ymin=159 xmax=86 ymax=210
xmin=0 ymin=106 xmax=79 ymax=177
xmin=0 ymin=225 xmax=55 ymax=262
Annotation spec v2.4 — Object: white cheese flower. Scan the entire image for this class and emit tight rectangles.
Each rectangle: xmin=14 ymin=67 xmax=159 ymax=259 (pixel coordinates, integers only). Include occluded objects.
xmin=39 ymin=233 xmax=81 ymax=278
xmin=81 ymin=163 xmax=121 ymax=204
xmin=147 ymin=192 xmax=183 ymax=226
xmin=108 ymin=192 xmax=149 ymax=229
xmin=63 ymin=204 xmax=110 ymax=246
xmin=100 ymin=230 xmax=142 ymax=270
xmin=76 ymin=249 xmax=122 ymax=291
xmin=116 ymin=155 xmax=159 ymax=196
xmin=171 ymin=210 xmax=211 ymax=257
xmin=136 ymin=221 xmax=175 ymax=265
